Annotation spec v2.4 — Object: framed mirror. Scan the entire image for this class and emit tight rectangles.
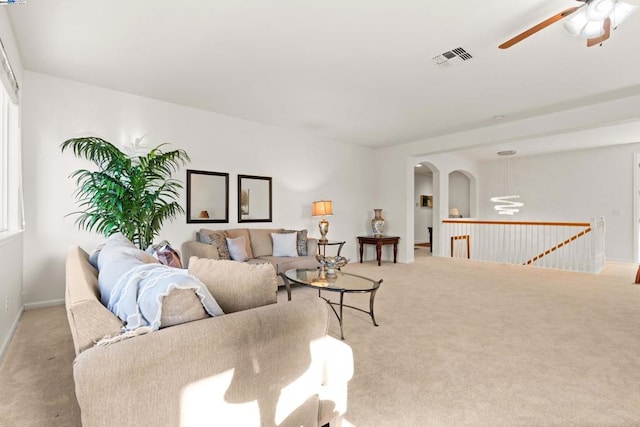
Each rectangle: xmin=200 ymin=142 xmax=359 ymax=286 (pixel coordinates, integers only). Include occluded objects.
xmin=238 ymin=174 xmax=272 ymax=223
xmin=186 ymin=169 xmax=229 ymax=223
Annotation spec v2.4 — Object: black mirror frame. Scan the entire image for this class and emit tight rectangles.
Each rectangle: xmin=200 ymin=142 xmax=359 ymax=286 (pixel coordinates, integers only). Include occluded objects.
xmin=186 ymin=169 xmax=229 ymax=224
xmin=238 ymin=174 xmax=272 ymax=223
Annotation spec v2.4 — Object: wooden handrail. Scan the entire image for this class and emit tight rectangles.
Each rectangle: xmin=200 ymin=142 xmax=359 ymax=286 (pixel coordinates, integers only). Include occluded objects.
xmin=442 ymin=220 xmax=591 ymax=227
xmin=524 ymin=227 xmax=592 ymax=265
xmin=440 ymin=217 xmax=605 ymax=273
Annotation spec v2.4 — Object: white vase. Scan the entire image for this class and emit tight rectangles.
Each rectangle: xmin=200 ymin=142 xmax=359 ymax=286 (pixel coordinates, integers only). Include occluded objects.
xmin=371 ymin=209 xmax=385 ymax=236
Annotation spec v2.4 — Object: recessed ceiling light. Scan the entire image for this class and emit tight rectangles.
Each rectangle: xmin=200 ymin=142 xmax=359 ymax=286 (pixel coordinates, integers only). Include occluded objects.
xmin=497 ymin=150 xmax=516 ymax=156
xmin=415 ymin=164 xmax=422 ymax=167
xmin=493 ymin=115 xmax=505 ymax=120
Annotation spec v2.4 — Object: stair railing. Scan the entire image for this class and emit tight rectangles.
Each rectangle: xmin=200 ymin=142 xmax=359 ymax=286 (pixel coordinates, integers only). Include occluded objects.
xmin=441 ymin=217 xmax=605 ymax=273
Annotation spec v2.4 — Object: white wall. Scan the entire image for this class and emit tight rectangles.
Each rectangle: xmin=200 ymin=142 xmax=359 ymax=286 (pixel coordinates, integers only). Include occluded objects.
xmin=478 ymin=144 xmax=640 ymax=262
xmin=21 ymin=71 xmax=375 ymax=305
xmin=0 ymin=236 xmax=23 ymax=359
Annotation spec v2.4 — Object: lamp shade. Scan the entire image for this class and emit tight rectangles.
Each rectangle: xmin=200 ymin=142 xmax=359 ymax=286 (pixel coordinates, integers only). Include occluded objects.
xmin=449 ymin=208 xmax=460 ymax=217
xmin=312 ymin=200 xmax=333 ymax=216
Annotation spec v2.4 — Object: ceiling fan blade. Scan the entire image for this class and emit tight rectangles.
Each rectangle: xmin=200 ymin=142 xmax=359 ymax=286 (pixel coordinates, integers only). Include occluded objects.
xmin=586 ymin=16 xmax=611 ymax=47
xmin=499 ymin=6 xmax=580 ymax=49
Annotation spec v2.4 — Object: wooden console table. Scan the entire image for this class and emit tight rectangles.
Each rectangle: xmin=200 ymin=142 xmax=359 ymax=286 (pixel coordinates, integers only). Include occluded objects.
xmin=357 ymin=235 xmax=400 ymax=266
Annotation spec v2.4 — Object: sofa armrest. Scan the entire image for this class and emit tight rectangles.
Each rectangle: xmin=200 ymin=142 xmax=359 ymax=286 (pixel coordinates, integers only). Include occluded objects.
xmin=181 ymin=241 xmax=220 ymax=267
xmin=306 ymin=237 xmax=318 ymax=256
xmin=74 ymin=298 xmax=343 ymax=426
xmin=65 ymin=245 xmax=125 ymax=355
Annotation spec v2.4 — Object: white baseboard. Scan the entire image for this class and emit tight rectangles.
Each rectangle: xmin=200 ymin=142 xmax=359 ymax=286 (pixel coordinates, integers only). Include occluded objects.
xmin=24 ymin=298 xmax=65 ymax=310
xmin=0 ymin=305 xmax=24 ymax=363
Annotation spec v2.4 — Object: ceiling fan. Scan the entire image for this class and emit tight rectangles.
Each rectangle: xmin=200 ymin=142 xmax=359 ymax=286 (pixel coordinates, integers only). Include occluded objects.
xmin=499 ymin=0 xmax=639 ymax=49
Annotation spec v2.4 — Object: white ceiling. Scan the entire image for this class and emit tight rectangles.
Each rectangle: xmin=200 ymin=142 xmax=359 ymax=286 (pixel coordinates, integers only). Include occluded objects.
xmin=7 ymin=0 xmax=640 ymax=157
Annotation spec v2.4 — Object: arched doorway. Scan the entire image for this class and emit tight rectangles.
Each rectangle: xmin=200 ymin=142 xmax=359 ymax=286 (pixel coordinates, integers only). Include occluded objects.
xmin=414 ymin=162 xmax=438 ymax=252
xmin=410 ymin=160 xmax=477 ymax=258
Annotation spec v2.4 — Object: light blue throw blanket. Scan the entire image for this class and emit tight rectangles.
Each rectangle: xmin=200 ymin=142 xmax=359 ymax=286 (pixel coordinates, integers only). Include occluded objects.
xmin=107 ymin=263 xmax=224 ymax=332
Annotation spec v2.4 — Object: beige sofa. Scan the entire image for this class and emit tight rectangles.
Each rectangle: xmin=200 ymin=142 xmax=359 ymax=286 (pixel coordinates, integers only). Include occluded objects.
xmin=65 ymin=245 xmax=353 ymax=426
xmin=181 ymin=228 xmax=320 ymax=285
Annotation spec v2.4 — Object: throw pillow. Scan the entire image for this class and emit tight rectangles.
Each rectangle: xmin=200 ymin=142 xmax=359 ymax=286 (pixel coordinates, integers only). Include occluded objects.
xmin=208 ymin=232 xmax=231 ymax=260
xmin=272 ymin=232 xmax=299 ymax=257
xmin=188 ymin=257 xmax=278 ymax=313
xmin=148 ymin=240 xmax=183 ymax=268
xmin=282 ymin=229 xmax=308 ymax=256
xmin=88 ymin=243 xmax=104 ymax=269
xmin=96 ymin=232 xmax=159 ymax=307
xmin=226 ymin=235 xmax=250 ymax=262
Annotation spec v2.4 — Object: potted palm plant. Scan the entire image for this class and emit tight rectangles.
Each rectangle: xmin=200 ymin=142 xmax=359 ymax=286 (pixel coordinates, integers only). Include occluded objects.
xmin=61 ymin=136 xmax=190 ymax=249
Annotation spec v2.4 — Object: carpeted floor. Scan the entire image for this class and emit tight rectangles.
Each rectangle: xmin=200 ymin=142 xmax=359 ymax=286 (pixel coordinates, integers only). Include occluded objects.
xmin=0 ymin=301 xmax=79 ymax=426
xmin=2 ymin=248 xmax=640 ymax=426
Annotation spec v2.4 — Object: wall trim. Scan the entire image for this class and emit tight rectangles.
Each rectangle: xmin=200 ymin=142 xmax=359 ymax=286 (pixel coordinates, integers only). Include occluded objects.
xmin=24 ymin=298 xmax=64 ymax=310
xmin=0 ymin=305 xmax=24 ymax=363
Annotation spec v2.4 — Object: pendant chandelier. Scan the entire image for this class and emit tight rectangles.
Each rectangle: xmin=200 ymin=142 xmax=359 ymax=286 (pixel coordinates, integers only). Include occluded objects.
xmin=490 ymin=150 xmax=523 ymax=215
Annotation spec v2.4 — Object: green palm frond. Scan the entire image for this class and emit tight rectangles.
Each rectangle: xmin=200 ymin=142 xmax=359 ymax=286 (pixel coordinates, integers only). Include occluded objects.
xmin=61 ymin=136 xmax=189 ymax=249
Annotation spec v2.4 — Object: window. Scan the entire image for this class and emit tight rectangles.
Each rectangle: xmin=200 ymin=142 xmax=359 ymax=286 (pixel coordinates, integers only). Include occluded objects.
xmin=0 ymin=37 xmax=21 ymax=238
xmin=0 ymin=85 xmax=8 ymax=233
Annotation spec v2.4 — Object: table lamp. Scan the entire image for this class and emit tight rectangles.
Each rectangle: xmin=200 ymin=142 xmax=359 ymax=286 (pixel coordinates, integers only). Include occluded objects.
xmin=312 ymin=200 xmax=333 ymax=243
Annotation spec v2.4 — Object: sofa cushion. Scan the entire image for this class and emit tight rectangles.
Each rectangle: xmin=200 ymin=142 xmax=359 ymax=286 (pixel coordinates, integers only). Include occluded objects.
xmin=248 ymin=228 xmax=283 ymax=258
xmin=160 ymin=288 xmax=209 ymax=328
xmin=272 ymin=232 xmax=299 ymax=257
xmin=283 ymin=229 xmax=309 ymax=256
xmin=188 ymin=257 xmax=277 ymax=313
xmin=226 ymin=235 xmax=250 ymax=262
xmin=180 ymin=241 xmax=221 ymax=268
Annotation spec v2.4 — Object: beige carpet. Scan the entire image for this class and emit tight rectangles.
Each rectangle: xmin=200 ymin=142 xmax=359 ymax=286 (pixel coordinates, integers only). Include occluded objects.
xmin=2 ymin=248 xmax=640 ymax=426
xmin=0 ymin=302 xmax=79 ymax=426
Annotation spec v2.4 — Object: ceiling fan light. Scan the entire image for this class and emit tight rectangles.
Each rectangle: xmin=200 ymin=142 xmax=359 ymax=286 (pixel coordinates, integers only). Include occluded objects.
xmin=580 ymin=19 xmax=606 ymax=38
xmin=564 ymin=9 xmax=589 ymax=36
xmin=586 ymin=0 xmax=615 ymax=21
xmin=610 ymin=1 xmax=639 ymax=27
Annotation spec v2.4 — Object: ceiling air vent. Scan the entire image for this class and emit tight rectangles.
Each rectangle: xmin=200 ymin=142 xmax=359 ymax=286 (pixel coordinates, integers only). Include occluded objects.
xmin=433 ymin=47 xmax=473 ymax=69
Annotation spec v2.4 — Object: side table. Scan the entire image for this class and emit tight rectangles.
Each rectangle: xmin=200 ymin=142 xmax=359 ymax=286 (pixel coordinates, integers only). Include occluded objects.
xmin=357 ymin=235 xmax=400 ymax=266
xmin=317 ymin=240 xmax=345 ymax=257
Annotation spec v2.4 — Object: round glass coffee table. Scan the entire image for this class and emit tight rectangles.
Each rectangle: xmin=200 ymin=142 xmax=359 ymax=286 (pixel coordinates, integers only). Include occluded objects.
xmin=282 ymin=268 xmax=383 ymax=340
